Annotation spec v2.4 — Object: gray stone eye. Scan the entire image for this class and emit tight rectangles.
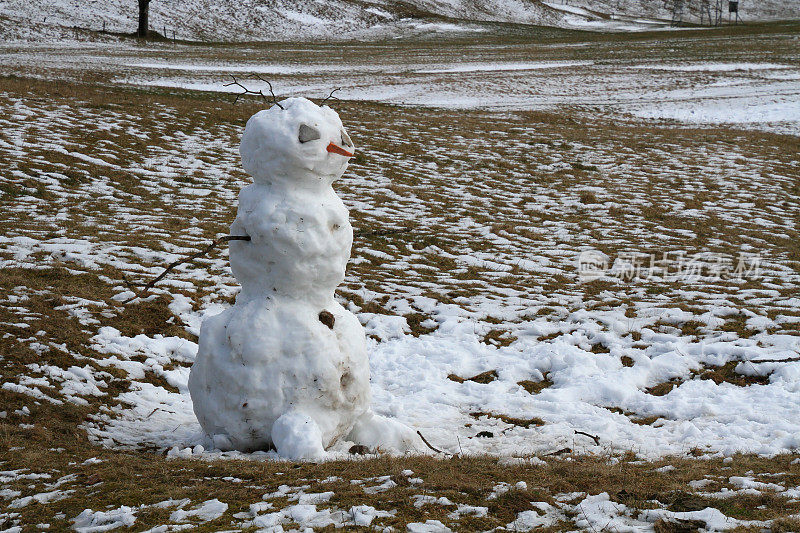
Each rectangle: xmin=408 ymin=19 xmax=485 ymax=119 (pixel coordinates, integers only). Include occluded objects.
xmin=298 ymin=124 xmax=321 ymax=143
xmin=341 ymin=129 xmax=353 ymax=147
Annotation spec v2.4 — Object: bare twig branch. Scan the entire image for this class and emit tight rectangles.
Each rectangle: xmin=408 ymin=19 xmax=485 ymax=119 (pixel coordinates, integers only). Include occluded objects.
xmin=122 ymin=274 xmax=145 ymax=288
xmin=223 ymin=75 xmax=284 ymax=109
xmin=223 ymin=75 xmax=263 ymax=105
xmin=574 ymin=430 xmax=600 ymax=446
xmin=417 ymin=430 xmax=448 ymax=455
xmin=253 ymin=75 xmax=284 ymax=109
xmin=747 ymin=357 xmax=800 ymax=364
xmin=320 ymin=87 xmax=341 ymax=105
xmin=121 ymin=234 xmax=251 ymax=304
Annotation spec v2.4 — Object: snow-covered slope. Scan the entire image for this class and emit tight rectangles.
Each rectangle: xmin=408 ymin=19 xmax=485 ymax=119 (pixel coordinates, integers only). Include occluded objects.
xmin=0 ymin=0 xmax=393 ymax=42
xmin=1 ymin=0 xmax=799 ymax=41
xmin=0 ymin=0 xmax=570 ymax=42
xmin=565 ymin=0 xmax=800 ymax=23
xmin=2 ymin=0 xmax=792 ymax=43
xmin=0 ymin=0 xmax=800 ymax=41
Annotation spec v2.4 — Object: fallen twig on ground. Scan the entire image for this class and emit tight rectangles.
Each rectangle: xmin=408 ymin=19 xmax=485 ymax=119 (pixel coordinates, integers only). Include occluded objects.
xmin=417 ymin=430 xmax=448 ymax=455
xmin=544 ymin=447 xmax=572 ymax=456
xmin=747 ymin=357 xmax=800 ymax=363
xmin=574 ymin=430 xmax=601 ymax=445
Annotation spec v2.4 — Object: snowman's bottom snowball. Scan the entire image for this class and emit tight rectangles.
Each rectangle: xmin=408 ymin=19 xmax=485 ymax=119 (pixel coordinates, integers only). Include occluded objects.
xmin=188 ymin=297 xmax=371 ymax=453
xmin=272 ymin=412 xmax=325 ymax=460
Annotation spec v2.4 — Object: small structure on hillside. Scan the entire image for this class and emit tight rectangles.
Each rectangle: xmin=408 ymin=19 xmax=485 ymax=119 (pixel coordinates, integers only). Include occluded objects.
xmin=728 ymin=0 xmax=742 ymax=23
xmin=665 ymin=0 xmax=742 ymax=25
xmin=668 ymin=0 xmax=686 ymax=24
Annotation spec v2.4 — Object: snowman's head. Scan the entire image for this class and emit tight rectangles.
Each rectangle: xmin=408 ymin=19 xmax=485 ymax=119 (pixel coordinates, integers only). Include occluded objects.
xmin=240 ymin=97 xmax=355 ymax=187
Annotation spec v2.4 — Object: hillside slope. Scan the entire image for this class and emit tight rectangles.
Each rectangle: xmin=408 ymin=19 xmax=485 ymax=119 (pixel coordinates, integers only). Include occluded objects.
xmin=0 ymin=0 xmax=799 ymax=42
xmin=565 ymin=0 xmax=800 ymax=23
xmin=0 ymin=0 xmax=573 ymax=42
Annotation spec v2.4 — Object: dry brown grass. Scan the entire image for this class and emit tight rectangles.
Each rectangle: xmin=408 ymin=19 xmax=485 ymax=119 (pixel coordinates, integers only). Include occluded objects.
xmin=5 ymin=411 xmax=798 ymax=533
xmin=518 ymin=374 xmax=554 ymax=394
xmin=645 ymin=360 xmax=773 ymax=398
xmin=448 ymin=370 xmax=499 ymax=385
xmin=470 ymin=411 xmax=546 ymax=428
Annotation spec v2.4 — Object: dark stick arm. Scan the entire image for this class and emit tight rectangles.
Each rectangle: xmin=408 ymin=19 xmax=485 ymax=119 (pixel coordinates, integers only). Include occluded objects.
xmin=121 ymin=234 xmax=250 ymax=304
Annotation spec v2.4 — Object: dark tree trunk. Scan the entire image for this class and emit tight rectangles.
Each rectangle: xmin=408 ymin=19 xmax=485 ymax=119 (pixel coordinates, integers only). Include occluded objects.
xmin=137 ymin=0 xmax=151 ymax=37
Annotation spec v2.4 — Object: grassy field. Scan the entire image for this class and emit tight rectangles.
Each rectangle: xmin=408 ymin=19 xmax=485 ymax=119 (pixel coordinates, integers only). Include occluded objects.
xmin=1 ymin=23 xmax=799 ymax=531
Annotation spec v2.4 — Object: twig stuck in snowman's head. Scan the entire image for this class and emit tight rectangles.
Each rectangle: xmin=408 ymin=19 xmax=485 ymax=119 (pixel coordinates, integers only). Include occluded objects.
xmin=320 ymin=88 xmax=341 ymax=106
xmin=224 ymin=75 xmax=284 ymax=109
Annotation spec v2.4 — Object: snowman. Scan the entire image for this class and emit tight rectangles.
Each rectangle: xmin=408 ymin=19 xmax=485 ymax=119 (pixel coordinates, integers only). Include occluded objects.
xmin=188 ymin=97 xmax=418 ymax=459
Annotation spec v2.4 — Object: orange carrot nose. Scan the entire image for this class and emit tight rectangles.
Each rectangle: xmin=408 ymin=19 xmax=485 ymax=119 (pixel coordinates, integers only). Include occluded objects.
xmin=327 ymin=142 xmax=353 ymax=158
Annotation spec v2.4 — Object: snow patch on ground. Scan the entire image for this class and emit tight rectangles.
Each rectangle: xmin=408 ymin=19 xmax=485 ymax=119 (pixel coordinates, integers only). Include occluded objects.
xmin=630 ymin=62 xmax=794 ymax=72
xmin=169 ymin=499 xmax=228 ymax=522
xmin=417 ymin=60 xmax=593 ymax=74
xmin=73 ymin=506 xmax=137 ymax=533
xmin=631 ymin=98 xmax=800 ymax=135
xmin=82 ymin=309 xmax=800 ymax=460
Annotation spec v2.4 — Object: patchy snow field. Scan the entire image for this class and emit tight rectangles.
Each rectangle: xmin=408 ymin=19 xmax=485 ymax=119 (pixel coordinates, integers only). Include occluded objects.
xmin=1 ymin=22 xmax=799 ymax=135
xmin=0 ymin=24 xmax=799 ymax=531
